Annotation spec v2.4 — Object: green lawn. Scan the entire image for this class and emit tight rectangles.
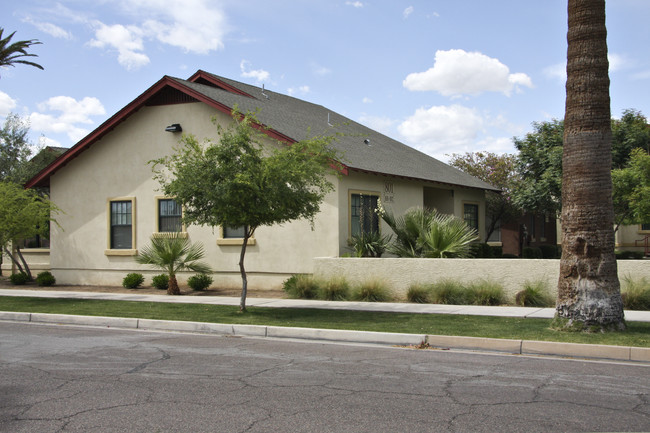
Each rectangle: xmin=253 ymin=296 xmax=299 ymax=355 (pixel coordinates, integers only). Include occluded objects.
xmin=1 ymin=296 xmax=648 ymax=347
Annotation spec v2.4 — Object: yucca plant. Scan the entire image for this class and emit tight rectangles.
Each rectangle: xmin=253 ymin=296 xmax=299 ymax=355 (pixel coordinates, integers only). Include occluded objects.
xmin=136 ymin=234 xmax=211 ymax=295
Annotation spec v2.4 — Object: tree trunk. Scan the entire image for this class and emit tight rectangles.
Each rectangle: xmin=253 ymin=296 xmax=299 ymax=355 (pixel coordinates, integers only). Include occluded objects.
xmin=167 ymin=274 xmax=181 ymax=296
xmin=556 ymin=0 xmax=624 ymax=330
xmin=3 ymin=246 xmax=25 ymax=275
xmin=238 ymin=227 xmax=255 ymax=312
xmin=15 ymin=246 xmax=32 ymax=280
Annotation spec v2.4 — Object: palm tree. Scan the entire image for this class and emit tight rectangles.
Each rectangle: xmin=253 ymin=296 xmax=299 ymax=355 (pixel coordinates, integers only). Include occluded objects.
xmin=136 ymin=234 xmax=211 ymax=295
xmin=556 ymin=0 xmax=625 ymax=330
xmin=0 ymin=29 xmax=44 ymax=77
xmin=380 ymin=206 xmax=477 ymax=258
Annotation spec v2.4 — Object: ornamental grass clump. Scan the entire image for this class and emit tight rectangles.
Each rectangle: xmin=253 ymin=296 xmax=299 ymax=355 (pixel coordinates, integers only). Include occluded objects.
xmin=406 ymin=283 xmax=433 ymax=303
xmin=428 ymin=279 xmax=467 ymax=305
xmin=282 ymin=274 xmax=320 ymax=299
xmin=515 ymin=280 xmax=555 ymax=307
xmin=317 ymin=277 xmax=350 ymax=301
xmin=351 ymin=279 xmax=392 ymax=302
xmin=465 ymin=279 xmax=505 ymax=306
xmin=621 ymin=276 xmax=650 ymax=310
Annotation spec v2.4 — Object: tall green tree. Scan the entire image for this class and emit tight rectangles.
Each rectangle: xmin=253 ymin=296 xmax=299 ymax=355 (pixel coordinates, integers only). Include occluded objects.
xmin=0 ymin=113 xmax=33 ymax=183
xmin=611 ymin=109 xmax=650 ymax=170
xmin=152 ymin=112 xmax=341 ymax=311
xmin=136 ymin=234 xmax=212 ymax=296
xmin=0 ymin=182 xmax=59 ymax=279
xmin=448 ymin=151 xmax=522 ymax=240
xmin=556 ymin=0 xmax=624 ymax=330
xmin=0 ymin=29 xmax=43 ymax=77
xmin=612 ymin=148 xmax=650 ymax=231
xmin=512 ymin=120 xmax=564 ymax=216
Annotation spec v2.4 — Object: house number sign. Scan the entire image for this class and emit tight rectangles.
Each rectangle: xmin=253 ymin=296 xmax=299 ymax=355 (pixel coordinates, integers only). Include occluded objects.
xmin=384 ymin=181 xmax=394 ymax=203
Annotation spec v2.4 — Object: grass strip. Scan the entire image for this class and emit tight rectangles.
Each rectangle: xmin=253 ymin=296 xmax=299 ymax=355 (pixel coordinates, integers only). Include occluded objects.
xmin=0 ymin=296 xmax=648 ymax=347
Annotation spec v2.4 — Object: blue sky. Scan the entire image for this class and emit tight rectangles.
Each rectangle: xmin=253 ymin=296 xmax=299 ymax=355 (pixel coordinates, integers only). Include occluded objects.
xmin=2 ymin=0 xmax=649 ymax=162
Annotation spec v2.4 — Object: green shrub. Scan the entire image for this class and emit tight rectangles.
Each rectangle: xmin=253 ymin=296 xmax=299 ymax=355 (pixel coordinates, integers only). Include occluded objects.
xmin=35 ymin=271 xmax=56 ymax=286
xmin=466 ymin=280 xmax=505 ymax=305
xmin=539 ymin=244 xmax=559 ymax=259
xmin=188 ymin=273 xmax=213 ymax=291
xmin=317 ymin=277 xmax=350 ymax=301
xmin=351 ymin=280 xmax=392 ymax=302
xmin=490 ymin=245 xmax=503 ymax=258
xmin=9 ymin=272 xmax=30 ymax=285
xmin=621 ymin=276 xmax=650 ymax=310
xmin=429 ymin=279 xmax=467 ymax=304
xmin=522 ymin=247 xmax=543 ymax=259
xmin=406 ymin=283 xmax=433 ymax=303
xmin=616 ymin=250 xmax=645 ymax=260
xmin=282 ymin=274 xmax=319 ymax=299
xmin=515 ymin=280 xmax=555 ymax=307
xmin=122 ymin=273 xmax=145 ymax=289
xmin=470 ymin=243 xmax=493 ymax=258
xmin=152 ymin=274 xmax=170 ymax=290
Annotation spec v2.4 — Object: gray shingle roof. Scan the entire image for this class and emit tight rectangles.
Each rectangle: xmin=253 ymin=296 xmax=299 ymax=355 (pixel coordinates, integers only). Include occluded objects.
xmin=171 ymin=73 xmax=498 ymax=192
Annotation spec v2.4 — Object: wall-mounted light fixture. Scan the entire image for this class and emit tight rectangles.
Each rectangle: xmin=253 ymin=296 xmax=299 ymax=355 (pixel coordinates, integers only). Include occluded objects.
xmin=165 ymin=124 xmax=182 ymax=132
xmin=364 ymin=139 xmax=371 ymax=146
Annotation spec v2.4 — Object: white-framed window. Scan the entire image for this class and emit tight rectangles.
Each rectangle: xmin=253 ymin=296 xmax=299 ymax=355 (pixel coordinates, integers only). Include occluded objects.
xmin=106 ymin=197 xmax=137 ymax=255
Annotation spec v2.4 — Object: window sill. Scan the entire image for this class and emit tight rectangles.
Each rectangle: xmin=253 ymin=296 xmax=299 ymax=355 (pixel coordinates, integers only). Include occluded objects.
xmin=105 ymin=249 xmax=138 ymax=256
xmin=152 ymin=232 xmax=188 ymax=238
xmin=486 ymin=242 xmax=502 ymax=247
xmin=17 ymin=248 xmax=50 ymax=254
xmin=217 ymin=238 xmax=256 ymax=246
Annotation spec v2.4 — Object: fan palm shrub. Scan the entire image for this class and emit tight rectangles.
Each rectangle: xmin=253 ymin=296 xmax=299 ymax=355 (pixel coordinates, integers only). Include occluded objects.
xmin=379 ymin=205 xmax=478 ymax=258
xmin=136 ymin=234 xmax=211 ymax=295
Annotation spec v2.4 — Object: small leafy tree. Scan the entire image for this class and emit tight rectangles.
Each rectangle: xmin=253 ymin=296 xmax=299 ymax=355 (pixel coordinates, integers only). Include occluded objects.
xmin=136 ymin=234 xmax=211 ymax=295
xmin=0 ymin=181 xmax=59 ymax=278
xmin=152 ymin=112 xmax=341 ymax=310
xmin=448 ymin=151 xmax=522 ymax=240
xmin=0 ymin=28 xmax=44 ymax=77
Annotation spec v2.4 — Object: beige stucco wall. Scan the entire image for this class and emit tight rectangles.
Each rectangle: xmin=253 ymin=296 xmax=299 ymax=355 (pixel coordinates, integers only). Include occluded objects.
xmin=616 ymin=224 xmax=650 ymax=251
xmin=43 ymin=101 xmax=489 ymax=289
xmin=48 ymin=102 xmax=343 ymax=288
xmin=313 ymin=257 xmax=650 ymax=301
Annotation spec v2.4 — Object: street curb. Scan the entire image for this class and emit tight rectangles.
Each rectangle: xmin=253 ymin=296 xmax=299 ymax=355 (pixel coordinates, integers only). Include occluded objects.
xmin=0 ymin=311 xmax=648 ymax=363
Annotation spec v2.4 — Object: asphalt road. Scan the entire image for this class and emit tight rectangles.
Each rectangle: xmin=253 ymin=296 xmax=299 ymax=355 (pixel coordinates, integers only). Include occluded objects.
xmin=1 ymin=322 xmax=648 ymax=433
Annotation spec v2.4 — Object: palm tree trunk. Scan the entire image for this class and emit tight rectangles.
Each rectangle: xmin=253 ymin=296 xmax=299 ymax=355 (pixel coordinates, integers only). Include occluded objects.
xmin=556 ymin=0 xmax=624 ymax=330
xmin=167 ymin=274 xmax=180 ymax=296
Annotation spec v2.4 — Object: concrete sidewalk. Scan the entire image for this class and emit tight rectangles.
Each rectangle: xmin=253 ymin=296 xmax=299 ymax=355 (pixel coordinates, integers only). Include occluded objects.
xmin=1 ymin=288 xmax=649 ymax=363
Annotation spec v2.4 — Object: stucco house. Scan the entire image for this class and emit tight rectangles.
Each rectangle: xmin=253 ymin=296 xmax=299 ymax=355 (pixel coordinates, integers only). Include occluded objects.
xmin=21 ymin=70 xmax=497 ymax=289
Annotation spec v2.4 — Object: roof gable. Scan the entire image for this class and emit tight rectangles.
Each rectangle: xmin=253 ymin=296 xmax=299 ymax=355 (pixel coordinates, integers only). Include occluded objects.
xmin=26 ymin=70 xmax=497 ymax=192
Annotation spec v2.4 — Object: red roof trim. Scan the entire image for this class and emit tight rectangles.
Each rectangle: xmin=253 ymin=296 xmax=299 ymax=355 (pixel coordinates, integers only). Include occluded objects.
xmin=187 ymin=70 xmax=254 ymax=98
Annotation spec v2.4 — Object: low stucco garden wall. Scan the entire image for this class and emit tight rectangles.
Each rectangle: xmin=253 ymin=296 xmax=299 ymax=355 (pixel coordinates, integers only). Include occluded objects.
xmin=313 ymin=257 xmax=650 ymax=301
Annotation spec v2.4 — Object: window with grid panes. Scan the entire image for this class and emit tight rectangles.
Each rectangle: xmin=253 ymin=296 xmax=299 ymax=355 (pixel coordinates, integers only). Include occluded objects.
xmin=110 ymin=201 xmax=132 ymax=249
xmin=158 ymin=198 xmax=182 ymax=232
xmin=351 ymin=193 xmax=379 ymax=236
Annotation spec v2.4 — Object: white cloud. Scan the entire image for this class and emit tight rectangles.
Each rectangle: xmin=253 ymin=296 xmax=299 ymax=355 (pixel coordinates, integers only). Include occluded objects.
xmin=403 ymin=49 xmax=533 ymax=97
xmin=403 ymin=6 xmax=414 ymax=19
xmin=240 ymin=60 xmax=270 ymax=84
xmin=311 ymin=63 xmax=332 ymax=76
xmin=0 ymin=91 xmax=18 ymax=116
xmin=398 ymin=104 xmax=484 ymax=157
xmin=287 ymin=85 xmax=310 ymax=96
xmin=31 ymin=96 xmax=106 ymax=142
xmin=138 ymin=0 xmax=227 ymax=54
xmin=543 ymin=62 xmax=566 ymax=82
xmin=23 ymin=17 xmax=73 ymax=39
xmin=88 ymin=22 xmax=150 ymax=70
xmin=345 ymin=1 xmax=364 ymax=8
xmin=362 ymin=97 xmax=373 ymax=104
